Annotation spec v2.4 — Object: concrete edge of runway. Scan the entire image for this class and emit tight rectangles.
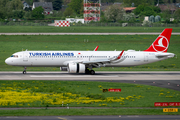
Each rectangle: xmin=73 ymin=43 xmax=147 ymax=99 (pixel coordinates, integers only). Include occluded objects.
xmin=0 ymin=71 xmax=180 ymax=74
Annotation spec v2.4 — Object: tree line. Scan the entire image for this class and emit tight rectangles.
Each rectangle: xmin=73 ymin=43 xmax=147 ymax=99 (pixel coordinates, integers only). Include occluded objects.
xmin=0 ymin=0 xmax=180 ymax=23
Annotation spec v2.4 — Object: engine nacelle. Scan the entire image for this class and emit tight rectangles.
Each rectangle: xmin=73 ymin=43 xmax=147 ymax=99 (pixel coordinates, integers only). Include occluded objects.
xmin=68 ymin=63 xmax=85 ymax=73
xmin=60 ymin=67 xmax=68 ymax=71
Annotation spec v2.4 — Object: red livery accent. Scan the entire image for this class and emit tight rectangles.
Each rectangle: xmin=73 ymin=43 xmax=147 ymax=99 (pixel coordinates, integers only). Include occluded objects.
xmin=154 ymin=102 xmax=169 ymax=106
xmin=94 ymin=46 xmax=99 ymax=51
xmin=169 ymin=102 xmax=180 ymax=106
xmin=144 ymin=28 xmax=172 ymax=52
xmin=117 ymin=50 xmax=124 ymax=59
xmin=108 ymin=89 xmax=121 ymax=92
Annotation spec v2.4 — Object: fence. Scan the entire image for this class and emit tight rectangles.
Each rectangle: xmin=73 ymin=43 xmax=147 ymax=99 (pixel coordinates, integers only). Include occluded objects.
xmin=0 ymin=22 xmax=180 ymax=27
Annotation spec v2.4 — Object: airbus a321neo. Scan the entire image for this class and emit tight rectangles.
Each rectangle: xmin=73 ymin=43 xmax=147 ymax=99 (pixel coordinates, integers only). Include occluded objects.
xmin=5 ymin=28 xmax=175 ymax=75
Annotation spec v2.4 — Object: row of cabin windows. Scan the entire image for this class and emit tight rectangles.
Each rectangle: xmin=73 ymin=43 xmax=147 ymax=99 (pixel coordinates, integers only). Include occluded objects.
xmin=29 ymin=56 xmax=136 ymax=58
xmin=29 ymin=56 xmax=107 ymax=58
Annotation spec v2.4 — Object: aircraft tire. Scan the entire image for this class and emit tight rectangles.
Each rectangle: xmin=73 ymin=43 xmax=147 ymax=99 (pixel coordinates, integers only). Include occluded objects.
xmin=90 ymin=70 xmax=95 ymax=75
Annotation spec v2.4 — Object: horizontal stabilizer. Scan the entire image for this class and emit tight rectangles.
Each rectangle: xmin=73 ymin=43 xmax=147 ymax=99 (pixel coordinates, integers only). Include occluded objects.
xmin=155 ymin=53 xmax=175 ymax=58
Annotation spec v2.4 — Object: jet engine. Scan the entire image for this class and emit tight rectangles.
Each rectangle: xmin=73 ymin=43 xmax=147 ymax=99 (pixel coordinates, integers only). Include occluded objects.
xmin=68 ymin=63 xmax=85 ymax=73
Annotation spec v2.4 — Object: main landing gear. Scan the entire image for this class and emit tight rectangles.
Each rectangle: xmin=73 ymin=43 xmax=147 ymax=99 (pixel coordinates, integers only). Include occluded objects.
xmin=23 ymin=67 xmax=27 ymax=74
xmin=85 ymin=68 xmax=95 ymax=75
xmin=90 ymin=70 xmax=95 ymax=75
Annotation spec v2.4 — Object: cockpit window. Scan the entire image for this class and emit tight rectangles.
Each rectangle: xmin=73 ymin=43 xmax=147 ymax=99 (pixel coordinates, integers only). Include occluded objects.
xmin=11 ymin=55 xmax=18 ymax=58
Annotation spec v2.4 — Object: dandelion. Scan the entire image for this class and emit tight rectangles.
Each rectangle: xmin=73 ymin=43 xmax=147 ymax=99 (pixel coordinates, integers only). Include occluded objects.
xmin=159 ymin=93 xmax=164 ymax=96
xmin=120 ymin=103 xmax=124 ymax=105
xmin=166 ymin=96 xmax=173 ymax=98
xmin=98 ymin=85 xmax=102 ymax=88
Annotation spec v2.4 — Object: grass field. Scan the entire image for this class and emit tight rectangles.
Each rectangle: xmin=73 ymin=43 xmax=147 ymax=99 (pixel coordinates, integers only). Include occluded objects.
xmin=0 ymin=26 xmax=180 ymax=33
xmin=0 ymin=35 xmax=179 ymax=71
xmin=0 ymin=80 xmax=179 ymax=115
xmin=0 ymin=80 xmax=179 ymax=107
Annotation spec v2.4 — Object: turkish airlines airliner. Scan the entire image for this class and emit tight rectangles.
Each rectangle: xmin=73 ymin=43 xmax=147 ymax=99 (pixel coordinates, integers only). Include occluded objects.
xmin=5 ymin=28 xmax=175 ymax=75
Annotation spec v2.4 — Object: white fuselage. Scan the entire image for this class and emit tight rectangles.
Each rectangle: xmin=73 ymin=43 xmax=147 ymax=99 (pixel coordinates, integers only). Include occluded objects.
xmin=5 ymin=50 xmax=175 ymax=67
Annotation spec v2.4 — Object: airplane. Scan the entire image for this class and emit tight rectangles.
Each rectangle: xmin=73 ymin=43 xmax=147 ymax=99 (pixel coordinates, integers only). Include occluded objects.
xmin=5 ymin=28 xmax=175 ymax=75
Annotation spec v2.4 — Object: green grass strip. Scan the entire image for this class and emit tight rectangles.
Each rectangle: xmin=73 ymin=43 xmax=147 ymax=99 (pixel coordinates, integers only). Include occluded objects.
xmin=0 ymin=26 xmax=180 ymax=33
xmin=0 ymin=108 xmax=179 ymax=116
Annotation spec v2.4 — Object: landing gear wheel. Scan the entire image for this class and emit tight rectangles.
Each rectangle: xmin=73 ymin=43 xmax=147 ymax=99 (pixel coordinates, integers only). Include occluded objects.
xmin=90 ymin=70 xmax=95 ymax=75
xmin=23 ymin=67 xmax=27 ymax=74
xmin=23 ymin=71 xmax=26 ymax=74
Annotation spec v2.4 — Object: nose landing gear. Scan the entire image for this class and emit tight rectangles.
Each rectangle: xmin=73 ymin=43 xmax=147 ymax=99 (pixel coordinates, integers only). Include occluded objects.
xmin=23 ymin=67 xmax=27 ymax=74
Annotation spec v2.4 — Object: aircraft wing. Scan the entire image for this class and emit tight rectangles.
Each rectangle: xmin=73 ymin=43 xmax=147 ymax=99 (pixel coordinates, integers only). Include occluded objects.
xmin=81 ymin=50 xmax=124 ymax=64
xmin=63 ymin=50 xmax=124 ymax=66
xmin=82 ymin=59 xmax=110 ymax=64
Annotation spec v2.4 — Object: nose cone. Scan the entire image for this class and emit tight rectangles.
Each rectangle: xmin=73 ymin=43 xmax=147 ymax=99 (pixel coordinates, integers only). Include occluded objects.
xmin=5 ymin=58 xmax=11 ymax=65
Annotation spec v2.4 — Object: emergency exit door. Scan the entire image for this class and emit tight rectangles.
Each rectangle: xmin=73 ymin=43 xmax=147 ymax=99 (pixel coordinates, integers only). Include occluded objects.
xmin=23 ymin=53 xmax=28 ymax=61
xmin=144 ymin=53 xmax=148 ymax=62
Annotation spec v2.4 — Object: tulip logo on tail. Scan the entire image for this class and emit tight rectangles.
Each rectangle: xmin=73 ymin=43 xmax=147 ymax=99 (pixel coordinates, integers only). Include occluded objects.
xmin=144 ymin=28 xmax=172 ymax=52
xmin=152 ymin=36 xmax=169 ymax=52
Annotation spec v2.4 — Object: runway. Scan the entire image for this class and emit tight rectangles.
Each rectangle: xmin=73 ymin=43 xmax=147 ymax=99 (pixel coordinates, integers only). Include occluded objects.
xmin=0 ymin=115 xmax=180 ymax=120
xmin=0 ymin=71 xmax=180 ymax=91
xmin=1 ymin=71 xmax=180 ymax=80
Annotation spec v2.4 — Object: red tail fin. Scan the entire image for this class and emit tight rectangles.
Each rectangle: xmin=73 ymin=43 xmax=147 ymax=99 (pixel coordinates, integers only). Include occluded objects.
xmin=144 ymin=28 xmax=172 ymax=52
